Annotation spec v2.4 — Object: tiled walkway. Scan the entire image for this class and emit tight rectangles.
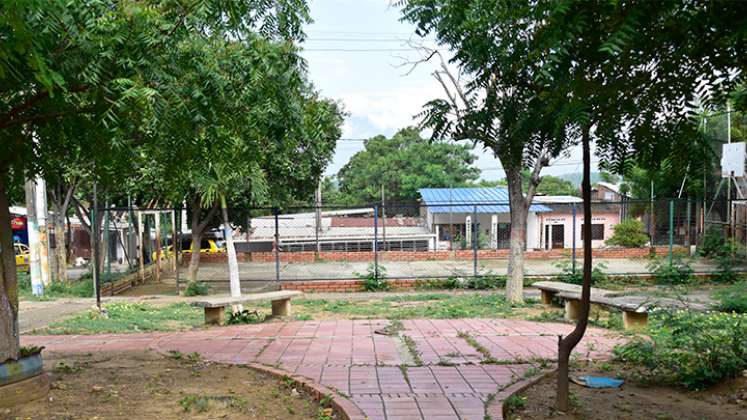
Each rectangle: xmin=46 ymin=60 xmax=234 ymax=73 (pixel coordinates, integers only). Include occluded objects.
xmin=23 ymin=319 xmax=622 ymax=419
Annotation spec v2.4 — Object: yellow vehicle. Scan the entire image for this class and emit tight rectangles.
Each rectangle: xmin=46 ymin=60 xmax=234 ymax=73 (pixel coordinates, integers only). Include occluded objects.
xmin=14 ymin=243 xmax=30 ymax=270
xmin=151 ymin=239 xmax=224 ymax=261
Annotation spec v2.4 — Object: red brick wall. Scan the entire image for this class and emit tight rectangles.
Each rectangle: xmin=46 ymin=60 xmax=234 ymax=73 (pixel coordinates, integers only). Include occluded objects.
xmin=183 ymin=245 xmax=685 ymax=265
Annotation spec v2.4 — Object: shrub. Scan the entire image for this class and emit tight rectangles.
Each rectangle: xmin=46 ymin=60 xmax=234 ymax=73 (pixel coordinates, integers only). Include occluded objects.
xmin=606 ymin=218 xmax=649 ymax=248
xmin=553 ymin=259 xmax=607 ymax=286
xmin=713 ymin=281 xmax=747 ymax=313
xmin=647 ymin=256 xmax=694 ymax=285
xmin=184 ymin=281 xmax=209 ymax=296
xmin=613 ymin=310 xmax=747 ymax=389
xmin=464 ymin=273 xmax=506 ymax=289
xmin=711 ymin=240 xmax=746 ymax=283
xmin=699 ymin=225 xmax=727 ymax=258
xmin=356 ymin=263 xmax=390 ymax=291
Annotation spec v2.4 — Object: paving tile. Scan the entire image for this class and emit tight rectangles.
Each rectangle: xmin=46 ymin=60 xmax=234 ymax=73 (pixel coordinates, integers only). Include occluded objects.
xmin=24 ymin=317 xmax=623 ymax=420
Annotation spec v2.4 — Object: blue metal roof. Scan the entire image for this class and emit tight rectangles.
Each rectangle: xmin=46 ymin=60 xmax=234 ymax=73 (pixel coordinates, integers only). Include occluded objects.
xmin=418 ymin=187 xmax=552 ymax=214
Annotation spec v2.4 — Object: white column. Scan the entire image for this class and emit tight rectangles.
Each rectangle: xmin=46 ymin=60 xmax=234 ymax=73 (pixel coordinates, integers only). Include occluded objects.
xmin=490 ymin=215 xmax=498 ymax=249
xmin=465 ymin=215 xmax=472 ymax=246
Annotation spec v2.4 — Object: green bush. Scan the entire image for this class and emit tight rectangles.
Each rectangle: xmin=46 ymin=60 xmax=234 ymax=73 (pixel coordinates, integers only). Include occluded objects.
xmin=553 ymin=259 xmax=608 ymax=286
xmin=464 ymin=273 xmax=506 ymax=289
xmin=356 ymin=263 xmax=390 ymax=291
xmin=614 ymin=310 xmax=747 ymax=389
xmin=184 ymin=281 xmax=209 ymax=296
xmin=647 ymin=256 xmax=694 ymax=285
xmin=606 ymin=219 xmax=649 ymax=248
xmin=714 ymin=281 xmax=747 ymax=313
xmin=699 ymin=225 xmax=727 ymax=258
xmin=711 ymin=240 xmax=746 ymax=283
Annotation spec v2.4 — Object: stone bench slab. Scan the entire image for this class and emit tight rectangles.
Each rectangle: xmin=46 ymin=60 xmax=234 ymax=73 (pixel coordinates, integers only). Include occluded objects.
xmin=191 ymin=291 xmax=303 ymax=308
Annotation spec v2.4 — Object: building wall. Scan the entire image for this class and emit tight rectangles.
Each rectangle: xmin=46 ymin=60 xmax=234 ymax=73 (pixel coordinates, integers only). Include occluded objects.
xmin=429 ymin=212 xmax=541 ymax=249
xmin=538 ymin=211 xmax=620 ymax=249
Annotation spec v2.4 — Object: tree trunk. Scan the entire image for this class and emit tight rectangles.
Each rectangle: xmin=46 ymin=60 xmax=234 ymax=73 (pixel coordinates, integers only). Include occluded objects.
xmin=505 ymin=168 xmax=528 ymax=304
xmin=557 ymin=126 xmax=593 ymax=411
xmin=54 ymin=212 xmax=68 ymax=282
xmin=0 ymin=175 xmax=20 ymax=361
xmin=188 ymin=205 xmax=203 ymax=284
xmin=220 ymin=194 xmax=241 ymax=300
xmin=187 ymin=197 xmax=219 ymax=285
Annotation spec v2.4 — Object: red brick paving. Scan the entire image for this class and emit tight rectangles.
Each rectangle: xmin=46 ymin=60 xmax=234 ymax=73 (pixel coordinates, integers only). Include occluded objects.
xmin=22 ymin=319 xmax=622 ymax=419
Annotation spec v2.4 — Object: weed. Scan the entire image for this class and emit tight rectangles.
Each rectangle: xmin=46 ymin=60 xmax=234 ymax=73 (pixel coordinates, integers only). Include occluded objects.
xmin=503 ymin=394 xmax=526 ymax=411
xmin=355 ymin=263 xmax=390 ymax=291
xmin=295 ymin=314 xmax=313 ymax=321
xmin=53 ymin=361 xmax=82 ymax=374
xmin=400 ymin=334 xmax=423 ymax=366
xmin=713 ymin=281 xmax=747 ymax=313
xmin=227 ymin=309 xmax=265 ymax=324
xmin=648 ymin=256 xmax=694 ymax=285
xmin=167 ymin=350 xmax=183 ymax=360
xmin=184 ymin=281 xmax=209 ymax=296
xmin=614 ymin=310 xmax=747 ymax=389
xmin=457 ymin=331 xmax=498 ymax=364
xmin=179 ymin=395 xmax=210 ymax=413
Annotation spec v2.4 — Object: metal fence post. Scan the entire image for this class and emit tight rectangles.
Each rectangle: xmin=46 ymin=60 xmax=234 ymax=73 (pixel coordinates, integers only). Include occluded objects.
xmin=571 ymin=202 xmax=577 ymax=275
xmin=374 ymin=205 xmax=379 ymax=280
xmin=273 ymin=207 xmax=280 ymax=285
xmin=473 ymin=205 xmax=478 ymax=278
xmin=92 ymin=180 xmax=101 ymax=309
xmin=668 ymin=199 xmax=674 ymax=266
xmin=685 ymin=197 xmax=691 ymax=248
xmin=175 ymin=206 xmax=181 ymax=294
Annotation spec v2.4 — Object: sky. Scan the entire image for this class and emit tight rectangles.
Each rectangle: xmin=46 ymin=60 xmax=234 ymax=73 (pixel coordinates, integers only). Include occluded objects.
xmin=301 ymin=0 xmax=597 ymax=181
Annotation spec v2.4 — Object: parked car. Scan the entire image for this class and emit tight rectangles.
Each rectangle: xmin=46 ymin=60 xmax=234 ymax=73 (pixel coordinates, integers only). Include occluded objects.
xmin=14 ymin=243 xmax=29 ymax=271
xmin=151 ymin=238 xmax=224 ymax=261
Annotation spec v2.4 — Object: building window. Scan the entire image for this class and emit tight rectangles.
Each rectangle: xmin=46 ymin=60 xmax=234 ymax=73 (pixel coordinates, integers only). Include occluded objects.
xmin=604 ymin=192 xmax=615 ymax=201
xmin=581 ymin=224 xmax=605 ymax=240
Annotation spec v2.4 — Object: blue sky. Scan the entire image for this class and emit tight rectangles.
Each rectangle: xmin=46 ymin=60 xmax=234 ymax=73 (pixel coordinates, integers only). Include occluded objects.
xmin=301 ymin=0 xmax=595 ymax=181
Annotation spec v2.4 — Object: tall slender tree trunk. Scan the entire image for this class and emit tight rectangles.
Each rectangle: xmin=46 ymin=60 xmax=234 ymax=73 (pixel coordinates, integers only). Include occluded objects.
xmin=220 ymin=194 xmax=241 ymax=300
xmin=557 ymin=126 xmax=593 ymax=411
xmin=53 ymin=212 xmax=68 ymax=282
xmin=0 ymin=175 xmax=20 ymax=361
xmin=505 ymin=168 xmax=528 ymax=304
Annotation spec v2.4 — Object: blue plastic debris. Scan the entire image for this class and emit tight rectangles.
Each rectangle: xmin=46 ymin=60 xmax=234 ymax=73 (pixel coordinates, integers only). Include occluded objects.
xmin=578 ymin=376 xmax=624 ymax=388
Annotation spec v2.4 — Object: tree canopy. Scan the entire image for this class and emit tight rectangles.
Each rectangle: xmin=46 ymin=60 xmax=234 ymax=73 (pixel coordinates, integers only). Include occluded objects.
xmin=333 ymin=127 xmax=480 ymax=204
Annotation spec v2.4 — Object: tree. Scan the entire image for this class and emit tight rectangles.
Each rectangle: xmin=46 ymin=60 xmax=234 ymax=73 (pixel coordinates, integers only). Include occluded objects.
xmin=0 ymin=0 xmax=314 ymax=362
xmin=528 ymin=0 xmax=746 ymax=410
xmin=335 ymin=128 xmax=480 ymax=205
xmin=399 ymin=2 xmax=577 ymax=304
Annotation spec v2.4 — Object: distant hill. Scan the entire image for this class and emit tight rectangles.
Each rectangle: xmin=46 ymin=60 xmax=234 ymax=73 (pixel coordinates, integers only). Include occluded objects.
xmin=558 ymin=172 xmax=602 ymax=187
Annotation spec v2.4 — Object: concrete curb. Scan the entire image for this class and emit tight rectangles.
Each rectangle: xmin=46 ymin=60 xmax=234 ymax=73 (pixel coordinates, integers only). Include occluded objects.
xmin=148 ymin=342 xmax=366 ymax=420
xmin=485 ymin=368 xmax=556 ymax=420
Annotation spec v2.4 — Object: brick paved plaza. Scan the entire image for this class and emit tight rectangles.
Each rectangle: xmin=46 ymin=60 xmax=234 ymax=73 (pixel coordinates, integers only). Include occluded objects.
xmin=23 ymin=319 xmax=623 ymax=419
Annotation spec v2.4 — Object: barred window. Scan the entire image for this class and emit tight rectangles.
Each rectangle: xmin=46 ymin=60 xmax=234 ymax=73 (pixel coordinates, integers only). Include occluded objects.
xmin=581 ymin=224 xmax=605 ymax=240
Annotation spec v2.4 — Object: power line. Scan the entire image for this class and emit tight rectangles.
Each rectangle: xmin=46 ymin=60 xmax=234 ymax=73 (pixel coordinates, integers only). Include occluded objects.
xmin=306 ymin=37 xmax=437 ymax=42
xmin=304 ymin=48 xmax=444 ymax=52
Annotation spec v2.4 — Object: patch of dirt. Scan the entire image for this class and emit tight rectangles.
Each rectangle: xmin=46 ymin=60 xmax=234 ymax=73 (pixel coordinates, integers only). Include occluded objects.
xmin=508 ymin=363 xmax=747 ymax=420
xmin=119 ymin=281 xmax=180 ymax=296
xmin=4 ymin=351 xmax=327 ymax=419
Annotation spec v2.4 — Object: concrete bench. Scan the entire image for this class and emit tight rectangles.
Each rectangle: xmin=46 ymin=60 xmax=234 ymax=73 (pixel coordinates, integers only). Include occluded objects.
xmin=533 ymin=281 xmax=707 ymax=330
xmin=191 ymin=290 xmax=303 ymax=325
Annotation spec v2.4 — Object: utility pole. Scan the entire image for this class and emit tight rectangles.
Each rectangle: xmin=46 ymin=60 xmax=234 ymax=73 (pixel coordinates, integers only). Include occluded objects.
xmin=34 ymin=177 xmax=51 ymax=286
xmin=24 ymin=180 xmax=44 ymax=296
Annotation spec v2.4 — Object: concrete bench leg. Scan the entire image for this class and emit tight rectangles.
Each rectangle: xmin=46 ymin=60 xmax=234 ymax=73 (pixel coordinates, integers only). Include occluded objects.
xmin=623 ymin=311 xmax=648 ymax=330
xmin=204 ymin=307 xmax=226 ymax=325
xmin=540 ymin=290 xmax=556 ymax=305
xmin=271 ymin=299 xmax=291 ymax=317
xmin=564 ymin=299 xmax=582 ymax=321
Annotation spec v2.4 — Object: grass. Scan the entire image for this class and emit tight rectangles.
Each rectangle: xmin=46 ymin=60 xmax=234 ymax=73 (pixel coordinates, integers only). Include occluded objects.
xmin=295 ymin=293 xmax=533 ymax=320
xmin=457 ymin=331 xmax=498 ymax=364
xmin=18 ymin=271 xmax=94 ymax=300
xmin=43 ymin=302 xmax=203 ymax=334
